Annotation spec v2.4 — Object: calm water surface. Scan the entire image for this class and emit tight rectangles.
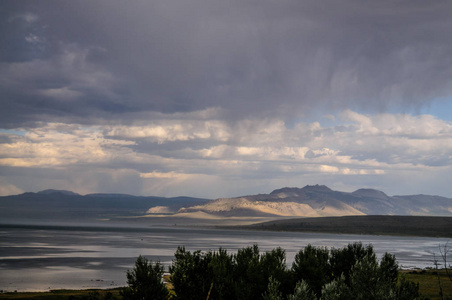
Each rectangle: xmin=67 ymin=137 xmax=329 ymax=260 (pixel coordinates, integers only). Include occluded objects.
xmin=0 ymin=223 xmax=447 ymax=292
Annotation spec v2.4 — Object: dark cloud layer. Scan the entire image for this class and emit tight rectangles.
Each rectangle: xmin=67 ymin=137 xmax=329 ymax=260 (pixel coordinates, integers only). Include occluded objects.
xmin=1 ymin=0 xmax=452 ymax=128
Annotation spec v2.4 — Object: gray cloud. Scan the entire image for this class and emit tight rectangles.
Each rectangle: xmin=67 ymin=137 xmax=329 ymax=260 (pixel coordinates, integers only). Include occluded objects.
xmin=1 ymin=0 xmax=452 ymax=128
xmin=1 ymin=1 xmax=452 ymax=198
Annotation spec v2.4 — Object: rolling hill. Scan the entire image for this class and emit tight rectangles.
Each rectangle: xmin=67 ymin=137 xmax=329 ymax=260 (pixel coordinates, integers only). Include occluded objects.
xmin=242 ymin=215 xmax=452 ymax=238
xmin=0 ymin=189 xmax=210 ymax=222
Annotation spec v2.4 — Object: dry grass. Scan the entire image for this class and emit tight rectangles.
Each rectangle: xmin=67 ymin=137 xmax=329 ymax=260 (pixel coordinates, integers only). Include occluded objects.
xmin=402 ymin=269 xmax=452 ymax=300
xmin=0 ymin=288 xmax=122 ymax=300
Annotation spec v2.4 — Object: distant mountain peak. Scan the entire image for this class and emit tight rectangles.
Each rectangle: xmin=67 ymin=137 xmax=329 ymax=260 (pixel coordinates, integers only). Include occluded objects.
xmin=269 ymin=185 xmax=333 ymax=198
xmin=269 ymin=187 xmax=304 ymax=197
xmin=352 ymin=188 xmax=389 ymax=199
xmin=301 ymin=184 xmax=332 ymax=193
xmin=37 ymin=189 xmax=79 ymax=196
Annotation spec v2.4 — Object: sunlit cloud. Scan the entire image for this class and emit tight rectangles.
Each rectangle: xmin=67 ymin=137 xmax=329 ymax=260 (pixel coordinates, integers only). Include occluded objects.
xmin=0 ymin=110 xmax=450 ymax=197
xmin=106 ymin=120 xmax=230 ymax=144
xmin=140 ymin=171 xmax=190 ymax=179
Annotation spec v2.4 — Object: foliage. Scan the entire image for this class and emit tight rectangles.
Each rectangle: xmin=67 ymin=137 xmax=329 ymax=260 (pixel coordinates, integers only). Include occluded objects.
xmin=126 ymin=243 xmax=424 ymax=300
xmin=292 ymin=244 xmax=330 ymax=296
xmin=121 ymin=255 xmax=168 ymax=300
xmin=233 ymin=244 xmax=262 ymax=299
xmin=262 ymin=276 xmax=283 ymax=300
xmin=320 ymin=275 xmax=352 ymax=300
xmin=330 ymin=242 xmax=375 ymax=285
xmin=259 ymin=247 xmax=291 ymax=297
xmin=379 ymin=253 xmax=399 ymax=285
xmin=349 ymin=253 xmax=393 ymax=299
xmin=396 ymin=278 xmax=420 ymax=300
xmin=169 ymin=247 xmax=212 ymax=300
xmin=288 ymin=280 xmax=317 ymax=300
xmin=207 ymin=248 xmax=235 ymax=300
xmin=169 ymin=245 xmax=291 ymax=300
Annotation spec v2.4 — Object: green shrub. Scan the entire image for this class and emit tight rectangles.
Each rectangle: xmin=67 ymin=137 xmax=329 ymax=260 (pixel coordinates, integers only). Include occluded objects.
xmin=121 ymin=255 xmax=168 ymax=300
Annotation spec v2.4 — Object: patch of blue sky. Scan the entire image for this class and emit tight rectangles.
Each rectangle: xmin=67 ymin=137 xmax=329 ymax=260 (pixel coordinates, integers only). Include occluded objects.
xmin=0 ymin=129 xmax=27 ymax=136
xmin=286 ymin=97 xmax=452 ymax=130
xmin=419 ymin=97 xmax=452 ymax=121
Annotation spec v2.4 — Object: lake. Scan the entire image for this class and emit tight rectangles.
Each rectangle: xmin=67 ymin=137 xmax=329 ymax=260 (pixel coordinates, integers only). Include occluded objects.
xmin=0 ymin=222 xmax=447 ymax=292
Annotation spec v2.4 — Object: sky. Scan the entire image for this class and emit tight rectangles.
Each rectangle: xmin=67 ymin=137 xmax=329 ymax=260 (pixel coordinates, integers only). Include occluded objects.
xmin=0 ymin=0 xmax=451 ymax=198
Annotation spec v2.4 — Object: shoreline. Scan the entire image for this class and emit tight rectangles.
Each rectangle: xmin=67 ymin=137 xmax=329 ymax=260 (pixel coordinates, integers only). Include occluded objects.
xmin=3 ymin=215 xmax=452 ymax=238
xmin=1 ymin=216 xmax=450 ymax=294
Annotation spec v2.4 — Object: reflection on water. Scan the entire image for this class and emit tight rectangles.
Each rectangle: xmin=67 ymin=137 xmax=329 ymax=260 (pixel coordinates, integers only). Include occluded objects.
xmin=0 ymin=223 xmax=447 ymax=292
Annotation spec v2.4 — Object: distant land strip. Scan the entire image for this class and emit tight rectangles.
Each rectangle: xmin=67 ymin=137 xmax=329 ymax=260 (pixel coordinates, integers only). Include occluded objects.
xmin=236 ymin=215 xmax=452 ymax=238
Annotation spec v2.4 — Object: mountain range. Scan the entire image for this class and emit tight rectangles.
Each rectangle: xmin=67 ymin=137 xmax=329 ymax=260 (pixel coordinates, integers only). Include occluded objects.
xmin=163 ymin=184 xmax=452 ymax=218
xmin=0 ymin=185 xmax=451 ymax=224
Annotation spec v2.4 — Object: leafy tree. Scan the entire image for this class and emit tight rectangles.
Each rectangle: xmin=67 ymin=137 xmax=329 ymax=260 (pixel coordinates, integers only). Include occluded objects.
xmin=347 ymin=252 xmax=420 ymax=300
xmin=292 ymin=244 xmax=330 ymax=296
xmin=324 ymin=245 xmax=421 ymax=300
xmin=233 ymin=244 xmax=263 ymax=300
xmin=169 ymin=246 xmax=212 ymax=300
xmin=379 ymin=253 xmax=399 ymax=286
xmin=121 ymin=255 xmax=168 ymax=300
xmin=330 ymin=242 xmax=375 ymax=286
xmin=163 ymin=243 xmax=422 ymax=300
xmin=320 ymin=275 xmax=352 ymax=300
xmin=260 ymin=247 xmax=291 ymax=297
xmin=288 ymin=280 xmax=317 ymax=300
xmin=262 ymin=276 xmax=283 ymax=300
xmin=396 ymin=277 xmax=421 ymax=300
xmin=349 ymin=253 xmax=393 ymax=300
xmin=207 ymin=248 xmax=235 ymax=300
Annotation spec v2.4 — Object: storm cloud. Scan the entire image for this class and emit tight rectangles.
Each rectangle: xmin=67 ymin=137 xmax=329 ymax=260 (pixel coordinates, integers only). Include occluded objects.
xmin=1 ymin=1 xmax=451 ymax=197
xmin=2 ymin=1 xmax=452 ymax=125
